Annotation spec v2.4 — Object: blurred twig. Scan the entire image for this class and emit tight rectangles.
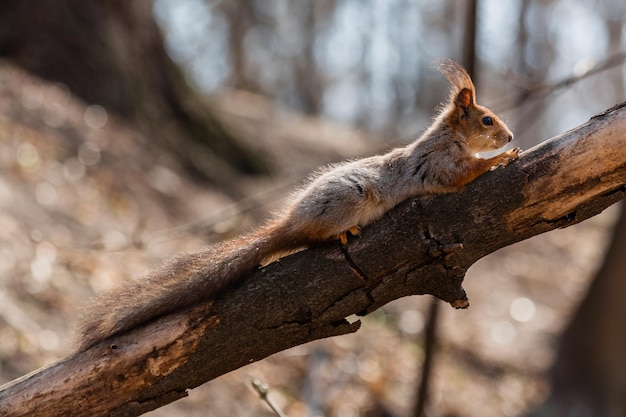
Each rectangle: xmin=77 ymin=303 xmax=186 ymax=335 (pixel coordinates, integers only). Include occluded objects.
xmin=251 ymin=379 xmax=290 ymax=417
xmin=496 ymin=50 xmax=626 ymax=112
xmin=144 ymin=180 xmax=294 ymax=244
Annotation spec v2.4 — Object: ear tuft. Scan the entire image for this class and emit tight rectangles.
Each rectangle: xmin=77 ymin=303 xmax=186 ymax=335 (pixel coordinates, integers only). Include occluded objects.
xmin=436 ymin=59 xmax=476 ymax=108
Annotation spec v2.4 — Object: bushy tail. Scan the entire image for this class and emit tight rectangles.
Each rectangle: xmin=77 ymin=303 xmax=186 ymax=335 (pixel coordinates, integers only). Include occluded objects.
xmin=76 ymin=221 xmax=301 ymax=351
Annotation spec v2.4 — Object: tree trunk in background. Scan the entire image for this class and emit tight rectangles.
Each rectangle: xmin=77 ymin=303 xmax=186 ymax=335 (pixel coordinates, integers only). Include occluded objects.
xmin=221 ymin=0 xmax=259 ymax=94
xmin=543 ymin=204 xmax=626 ymax=417
xmin=0 ymin=0 xmax=269 ymax=182
xmin=219 ymin=0 xmax=325 ymax=116
xmin=511 ymin=0 xmax=556 ymax=150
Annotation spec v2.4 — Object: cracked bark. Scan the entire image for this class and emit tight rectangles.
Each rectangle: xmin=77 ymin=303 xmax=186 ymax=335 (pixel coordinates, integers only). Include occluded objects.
xmin=1 ymin=102 xmax=625 ymax=417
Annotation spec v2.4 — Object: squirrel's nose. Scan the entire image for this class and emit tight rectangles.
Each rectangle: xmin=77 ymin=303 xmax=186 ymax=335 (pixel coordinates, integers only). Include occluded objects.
xmin=507 ymin=134 xmax=514 ymax=142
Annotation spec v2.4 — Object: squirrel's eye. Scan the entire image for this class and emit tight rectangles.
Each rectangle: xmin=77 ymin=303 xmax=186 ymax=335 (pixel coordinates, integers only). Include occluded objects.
xmin=482 ymin=116 xmax=493 ymax=126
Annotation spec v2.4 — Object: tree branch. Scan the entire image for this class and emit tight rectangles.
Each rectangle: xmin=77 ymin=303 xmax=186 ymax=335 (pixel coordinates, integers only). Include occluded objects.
xmin=1 ymin=102 xmax=625 ymax=417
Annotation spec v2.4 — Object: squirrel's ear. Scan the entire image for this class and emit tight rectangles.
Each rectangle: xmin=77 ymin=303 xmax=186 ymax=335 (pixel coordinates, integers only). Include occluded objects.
xmin=436 ymin=59 xmax=476 ymax=114
xmin=456 ymin=88 xmax=473 ymax=116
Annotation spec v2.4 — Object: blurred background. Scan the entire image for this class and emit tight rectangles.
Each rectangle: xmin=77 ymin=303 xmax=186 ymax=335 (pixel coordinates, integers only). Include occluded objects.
xmin=0 ymin=0 xmax=625 ymax=416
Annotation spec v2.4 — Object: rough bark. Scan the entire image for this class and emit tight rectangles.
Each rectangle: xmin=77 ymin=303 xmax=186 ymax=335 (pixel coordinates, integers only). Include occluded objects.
xmin=0 ymin=102 xmax=625 ymax=417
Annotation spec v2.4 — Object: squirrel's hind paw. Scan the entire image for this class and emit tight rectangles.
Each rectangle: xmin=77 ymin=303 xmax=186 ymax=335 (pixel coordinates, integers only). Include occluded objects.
xmin=338 ymin=226 xmax=362 ymax=246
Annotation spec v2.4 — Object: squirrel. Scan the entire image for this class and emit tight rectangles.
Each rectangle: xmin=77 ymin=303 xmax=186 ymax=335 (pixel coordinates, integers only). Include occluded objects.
xmin=76 ymin=60 xmax=519 ymax=352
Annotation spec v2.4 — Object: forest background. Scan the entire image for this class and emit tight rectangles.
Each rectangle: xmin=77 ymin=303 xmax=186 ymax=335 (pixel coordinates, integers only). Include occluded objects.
xmin=0 ymin=0 xmax=625 ymax=416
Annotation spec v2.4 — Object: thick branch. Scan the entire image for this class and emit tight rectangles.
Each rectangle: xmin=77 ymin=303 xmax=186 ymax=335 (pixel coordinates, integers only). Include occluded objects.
xmin=1 ymin=103 xmax=625 ymax=417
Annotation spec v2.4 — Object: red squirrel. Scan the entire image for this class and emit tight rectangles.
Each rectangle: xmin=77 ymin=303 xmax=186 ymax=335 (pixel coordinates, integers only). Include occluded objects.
xmin=76 ymin=60 xmax=519 ymax=351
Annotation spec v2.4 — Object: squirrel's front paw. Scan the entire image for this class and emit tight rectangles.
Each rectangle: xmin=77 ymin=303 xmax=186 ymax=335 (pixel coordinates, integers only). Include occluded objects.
xmin=506 ymin=147 xmax=521 ymax=160
xmin=490 ymin=147 xmax=521 ymax=171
